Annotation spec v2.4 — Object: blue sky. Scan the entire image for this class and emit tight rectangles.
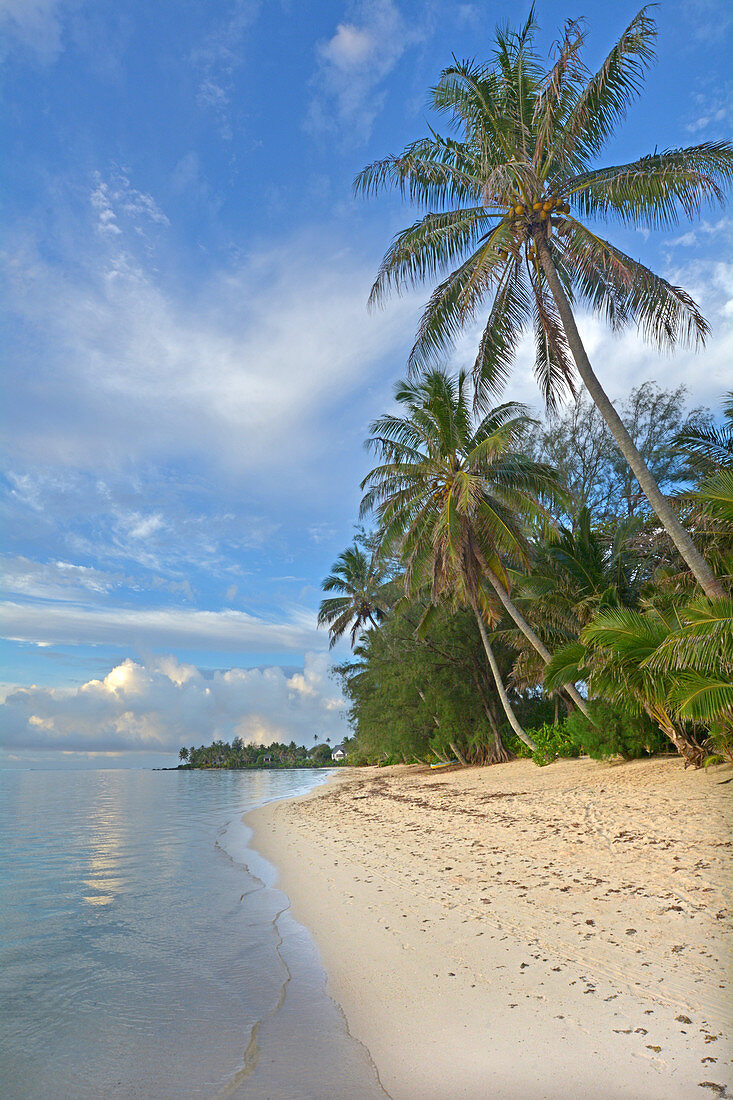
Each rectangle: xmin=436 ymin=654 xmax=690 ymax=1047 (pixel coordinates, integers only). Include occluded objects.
xmin=2 ymin=0 xmax=731 ymax=767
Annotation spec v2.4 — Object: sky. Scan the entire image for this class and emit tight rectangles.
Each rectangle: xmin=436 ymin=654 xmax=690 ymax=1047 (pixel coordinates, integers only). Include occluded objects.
xmin=1 ymin=0 xmax=731 ymax=768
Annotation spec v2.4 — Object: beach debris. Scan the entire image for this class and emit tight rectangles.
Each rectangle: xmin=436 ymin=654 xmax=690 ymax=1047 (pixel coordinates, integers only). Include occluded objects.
xmin=697 ymin=1084 xmax=729 ymax=1098
xmin=646 ymin=1045 xmax=662 ymax=1053
xmin=676 ymin=1015 xmax=693 ymax=1024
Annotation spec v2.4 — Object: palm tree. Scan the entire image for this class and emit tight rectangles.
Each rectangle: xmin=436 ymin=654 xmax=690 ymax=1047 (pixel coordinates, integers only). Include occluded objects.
xmin=355 ymin=8 xmax=732 ymax=600
xmin=318 ymin=544 xmax=390 ymax=648
xmin=364 ymin=368 xmax=592 ymax=723
xmin=509 ymin=506 xmax=645 ymax=688
xmin=362 ymin=368 xmax=565 ymax=757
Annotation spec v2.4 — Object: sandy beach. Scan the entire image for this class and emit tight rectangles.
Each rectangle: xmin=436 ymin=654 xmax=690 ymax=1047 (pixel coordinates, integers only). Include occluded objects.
xmin=248 ymin=758 xmax=732 ymax=1100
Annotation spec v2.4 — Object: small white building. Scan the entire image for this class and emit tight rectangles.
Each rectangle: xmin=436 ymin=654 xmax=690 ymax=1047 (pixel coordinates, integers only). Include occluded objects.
xmin=331 ymin=745 xmax=346 ymax=762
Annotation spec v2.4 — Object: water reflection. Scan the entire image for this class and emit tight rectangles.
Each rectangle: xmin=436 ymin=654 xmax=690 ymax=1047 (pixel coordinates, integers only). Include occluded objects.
xmin=0 ymin=768 xmax=384 ymax=1099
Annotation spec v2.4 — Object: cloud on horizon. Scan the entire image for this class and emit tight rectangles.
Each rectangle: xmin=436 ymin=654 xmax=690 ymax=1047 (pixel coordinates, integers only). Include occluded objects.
xmin=0 ymin=651 xmax=348 ymax=754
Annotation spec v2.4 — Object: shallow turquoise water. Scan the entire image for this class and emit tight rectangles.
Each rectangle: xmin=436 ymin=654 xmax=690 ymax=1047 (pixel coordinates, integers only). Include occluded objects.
xmin=0 ymin=769 xmax=386 ymax=1099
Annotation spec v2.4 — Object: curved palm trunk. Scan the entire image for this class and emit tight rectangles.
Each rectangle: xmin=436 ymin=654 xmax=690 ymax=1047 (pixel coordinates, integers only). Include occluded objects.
xmin=650 ymin=704 xmax=707 ymax=768
xmin=537 ymin=238 xmax=725 ymax=601
xmin=470 ymin=600 xmax=537 ymax=754
xmin=483 ymin=566 xmax=592 ymax=719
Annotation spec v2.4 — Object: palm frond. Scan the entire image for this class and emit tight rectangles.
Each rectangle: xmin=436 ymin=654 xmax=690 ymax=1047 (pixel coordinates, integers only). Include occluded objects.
xmin=554 ymin=221 xmax=708 ymax=348
xmin=567 ymin=142 xmax=733 ymax=229
xmin=554 ymin=7 xmax=657 ymax=165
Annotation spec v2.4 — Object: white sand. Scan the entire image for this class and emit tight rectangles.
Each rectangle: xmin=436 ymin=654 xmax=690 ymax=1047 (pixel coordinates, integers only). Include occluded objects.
xmin=248 ymin=758 xmax=732 ymax=1099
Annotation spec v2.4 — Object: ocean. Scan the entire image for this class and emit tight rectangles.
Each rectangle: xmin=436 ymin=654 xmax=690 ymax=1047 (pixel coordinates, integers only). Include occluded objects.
xmin=0 ymin=768 xmax=387 ymax=1099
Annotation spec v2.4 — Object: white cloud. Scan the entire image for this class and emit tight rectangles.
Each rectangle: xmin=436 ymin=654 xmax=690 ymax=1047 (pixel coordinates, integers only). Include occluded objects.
xmin=90 ymin=171 xmax=169 ymax=237
xmin=667 ymin=218 xmax=733 ymax=248
xmin=0 ymin=0 xmax=74 ymax=60
xmin=0 ymin=652 xmax=348 ymax=753
xmin=4 ymin=219 xmax=420 ymax=490
xmin=685 ymin=86 xmax=733 ymax=133
xmin=0 ymin=555 xmax=124 ymax=601
xmin=0 ymin=599 xmax=323 ymax=652
xmin=306 ymin=0 xmax=422 ymax=141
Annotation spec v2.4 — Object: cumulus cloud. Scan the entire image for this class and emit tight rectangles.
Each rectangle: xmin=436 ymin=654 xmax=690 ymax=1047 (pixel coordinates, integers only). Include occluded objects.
xmin=0 ymin=599 xmax=322 ymax=652
xmin=306 ymin=0 xmax=423 ymax=141
xmin=0 ymin=652 xmax=348 ymax=753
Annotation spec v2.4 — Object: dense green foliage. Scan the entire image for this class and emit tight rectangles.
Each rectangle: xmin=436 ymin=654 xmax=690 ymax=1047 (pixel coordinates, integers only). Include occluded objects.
xmin=330 ymin=384 xmax=732 ymax=769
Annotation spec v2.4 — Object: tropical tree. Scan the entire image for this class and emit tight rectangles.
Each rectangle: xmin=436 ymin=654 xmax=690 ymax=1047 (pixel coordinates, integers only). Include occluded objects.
xmin=362 ymin=368 xmax=568 ymax=756
xmin=363 ymin=368 xmax=592 ymax=725
xmin=355 ymin=8 xmax=732 ymax=599
xmin=509 ymin=506 xmax=645 ymax=688
xmin=317 ymin=543 xmax=391 ymax=648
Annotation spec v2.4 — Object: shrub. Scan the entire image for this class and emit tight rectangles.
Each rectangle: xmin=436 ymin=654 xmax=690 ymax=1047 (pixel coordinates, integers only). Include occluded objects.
xmin=507 ymin=720 xmax=583 ymax=766
xmin=565 ymin=702 xmax=667 ymax=760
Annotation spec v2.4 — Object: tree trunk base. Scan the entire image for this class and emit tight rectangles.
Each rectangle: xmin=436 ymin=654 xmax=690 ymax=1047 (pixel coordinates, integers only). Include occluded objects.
xmin=663 ymin=727 xmax=707 ymax=768
xmin=482 ymin=739 xmax=515 ymax=765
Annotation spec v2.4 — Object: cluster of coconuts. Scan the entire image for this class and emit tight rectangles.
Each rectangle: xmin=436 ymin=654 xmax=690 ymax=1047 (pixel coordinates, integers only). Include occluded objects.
xmin=496 ymin=195 xmax=573 ymax=261
xmin=508 ymin=196 xmax=571 ymax=219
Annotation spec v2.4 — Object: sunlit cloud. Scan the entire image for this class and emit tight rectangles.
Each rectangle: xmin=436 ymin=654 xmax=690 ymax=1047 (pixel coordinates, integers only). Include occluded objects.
xmin=0 ymin=652 xmax=348 ymax=753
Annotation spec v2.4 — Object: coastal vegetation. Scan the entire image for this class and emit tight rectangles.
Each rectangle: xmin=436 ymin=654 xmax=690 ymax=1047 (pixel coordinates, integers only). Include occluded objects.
xmin=320 ymin=9 xmax=732 ymax=770
xmin=178 ymin=739 xmax=336 ymax=769
xmin=331 ymin=386 xmax=732 ymax=768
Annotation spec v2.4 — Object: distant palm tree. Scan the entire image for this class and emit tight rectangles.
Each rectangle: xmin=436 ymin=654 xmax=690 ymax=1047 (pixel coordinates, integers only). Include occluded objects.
xmin=355 ymin=8 xmax=732 ymax=599
xmin=318 ymin=544 xmax=390 ymax=648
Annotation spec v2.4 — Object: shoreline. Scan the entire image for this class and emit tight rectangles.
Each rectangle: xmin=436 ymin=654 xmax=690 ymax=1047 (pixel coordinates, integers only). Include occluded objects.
xmin=246 ymin=758 xmax=732 ymax=1100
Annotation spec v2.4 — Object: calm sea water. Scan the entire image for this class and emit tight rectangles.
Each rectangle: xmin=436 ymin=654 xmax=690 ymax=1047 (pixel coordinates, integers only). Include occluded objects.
xmin=0 ymin=769 xmax=387 ymax=1099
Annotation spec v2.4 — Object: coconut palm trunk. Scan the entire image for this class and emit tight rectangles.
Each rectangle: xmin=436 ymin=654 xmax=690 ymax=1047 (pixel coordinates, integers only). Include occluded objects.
xmin=470 ymin=599 xmax=537 ymax=754
xmin=537 ymin=237 xmax=725 ymax=600
xmin=482 ymin=560 xmax=592 ymax=718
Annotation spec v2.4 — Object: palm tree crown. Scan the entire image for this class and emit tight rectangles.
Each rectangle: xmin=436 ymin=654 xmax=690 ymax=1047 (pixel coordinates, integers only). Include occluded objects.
xmin=356 ymin=7 xmax=732 ymax=598
xmin=318 ymin=544 xmax=390 ymax=648
xmin=361 ymin=370 xmax=560 ymax=602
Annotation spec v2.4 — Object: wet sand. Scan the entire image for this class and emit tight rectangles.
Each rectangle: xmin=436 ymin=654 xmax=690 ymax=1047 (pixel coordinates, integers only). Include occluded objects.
xmin=248 ymin=758 xmax=732 ymax=1099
